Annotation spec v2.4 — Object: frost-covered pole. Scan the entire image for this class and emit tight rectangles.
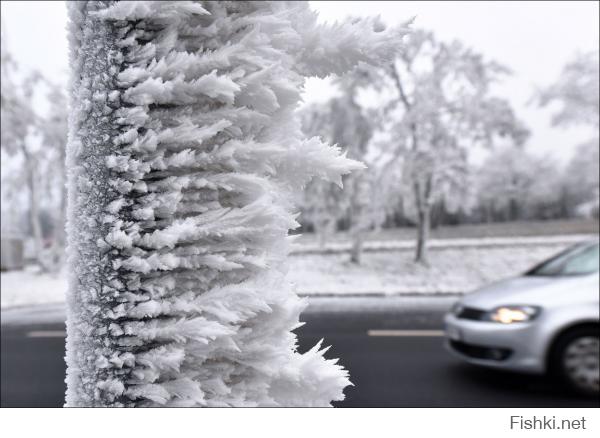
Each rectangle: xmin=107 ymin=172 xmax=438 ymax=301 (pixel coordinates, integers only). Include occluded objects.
xmin=65 ymin=1 xmax=409 ymax=407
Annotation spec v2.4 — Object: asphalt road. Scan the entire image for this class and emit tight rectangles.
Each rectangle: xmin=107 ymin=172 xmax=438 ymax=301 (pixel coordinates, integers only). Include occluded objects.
xmin=1 ymin=297 xmax=598 ymax=407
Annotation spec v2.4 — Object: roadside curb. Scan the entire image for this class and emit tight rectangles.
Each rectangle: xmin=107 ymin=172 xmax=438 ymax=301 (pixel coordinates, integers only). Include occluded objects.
xmin=291 ymin=234 xmax=595 ymax=255
xmin=299 ymin=291 xmax=464 ymax=298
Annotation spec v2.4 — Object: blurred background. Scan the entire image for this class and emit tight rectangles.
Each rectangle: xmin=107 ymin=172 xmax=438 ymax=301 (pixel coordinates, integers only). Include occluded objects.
xmin=0 ymin=1 xmax=599 ymax=407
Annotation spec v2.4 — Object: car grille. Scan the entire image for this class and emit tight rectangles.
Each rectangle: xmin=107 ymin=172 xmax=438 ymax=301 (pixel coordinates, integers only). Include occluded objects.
xmin=449 ymin=340 xmax=512 ymax=361
xmin=456 ymin=306 xmax=487 ymax=321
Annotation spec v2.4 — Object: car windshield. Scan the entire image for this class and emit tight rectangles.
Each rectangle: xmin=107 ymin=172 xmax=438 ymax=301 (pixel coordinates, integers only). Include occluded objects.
xmin=526 ymin=242 xmax=600 ymax=276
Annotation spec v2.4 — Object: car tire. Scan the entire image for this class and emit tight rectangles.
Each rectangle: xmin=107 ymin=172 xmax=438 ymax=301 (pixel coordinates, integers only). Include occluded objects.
xmin=549 ymin=326 xmax=600 ymax=396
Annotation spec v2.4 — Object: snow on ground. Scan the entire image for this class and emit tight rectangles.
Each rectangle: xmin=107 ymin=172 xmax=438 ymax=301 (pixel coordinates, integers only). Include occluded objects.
xmin=291 ymin=234 xmax=593 ymax=255
xmin=0 ymin=235 xmax=592 ymax=308
xmin=1 ymin=266 xmax=67 ymax=308
xmin=288 ymin=242 xmax=575 ymax=296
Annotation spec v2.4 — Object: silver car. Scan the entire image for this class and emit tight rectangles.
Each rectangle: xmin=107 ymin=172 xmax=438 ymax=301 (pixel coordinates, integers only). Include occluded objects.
xmin=445 ymin=240 xmax=599 ymax=395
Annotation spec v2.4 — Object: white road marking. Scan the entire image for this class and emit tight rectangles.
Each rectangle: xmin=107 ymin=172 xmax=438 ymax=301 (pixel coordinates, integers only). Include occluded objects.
xmin=367 ymin=329 xmax=445 ymax=337
xmin=27 ymin=330 xmax=66 ymax=338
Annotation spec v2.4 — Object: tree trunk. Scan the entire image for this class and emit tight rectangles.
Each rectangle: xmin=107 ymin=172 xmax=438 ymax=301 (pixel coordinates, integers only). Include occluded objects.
xmin=24 ymin=153 xmax=46 ymax=271
xmin=485 ymin=202 xmax=493 ymax=223
xmin=415 ymin=205 xmax=430 ymax=265
xmin=350 ymin=232 xmax=364 ymax=264
xmin=413 ymin=177 xmax=432 ymax=265
xmin=430 ymin=200 xmax=443 ymax=230
xmin=509 ymin=198 xmax=519 ymax=221
xmin=317 ymin=218 xmax=333 ymax=249
xmin=318 ymin=230 xmax=327 ymax=248
xmin=51 ymin=165 xmax=67 ymax=270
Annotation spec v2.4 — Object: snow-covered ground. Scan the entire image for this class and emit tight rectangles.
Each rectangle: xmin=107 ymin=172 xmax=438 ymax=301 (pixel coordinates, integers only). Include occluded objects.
xmin=291 ymin=234 xmax=592 ymax=255
xmin=0 ymin=235 xmax=592 ymax=308
xmin=1 ymin=266 xmax=68 ymax=308
xmin=289 ymin=242 xmax=576 ymax=296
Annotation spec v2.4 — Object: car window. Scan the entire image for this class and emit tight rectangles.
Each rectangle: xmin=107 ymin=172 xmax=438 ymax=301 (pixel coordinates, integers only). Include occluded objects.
xmin=526 ymin=243 xmax=600 ymax=276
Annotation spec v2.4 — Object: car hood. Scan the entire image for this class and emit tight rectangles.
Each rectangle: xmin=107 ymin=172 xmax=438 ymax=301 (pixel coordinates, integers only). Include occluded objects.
xmin=461 ymin=274 xmax=598 ymax=310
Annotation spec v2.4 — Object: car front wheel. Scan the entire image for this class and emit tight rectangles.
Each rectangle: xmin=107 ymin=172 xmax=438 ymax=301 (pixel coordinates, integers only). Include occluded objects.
xmin=550 ymin=327 xmax=600 ymax=396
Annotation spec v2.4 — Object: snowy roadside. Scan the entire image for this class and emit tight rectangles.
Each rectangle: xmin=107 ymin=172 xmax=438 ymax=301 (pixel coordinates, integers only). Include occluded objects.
xmin=290 ymin=233 xmax=594 ymax=255
xmin=289 ymin=240 xmax=585 ymax=296
xmin=1 ymin=235 xmax=593 ymax=309
xmin=1 ymin=267 xmax=68 ymax=309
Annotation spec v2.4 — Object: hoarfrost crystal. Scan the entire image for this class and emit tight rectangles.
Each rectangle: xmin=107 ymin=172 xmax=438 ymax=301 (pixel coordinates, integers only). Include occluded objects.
xmin=65 ymin=1 xmax=409 ymax=407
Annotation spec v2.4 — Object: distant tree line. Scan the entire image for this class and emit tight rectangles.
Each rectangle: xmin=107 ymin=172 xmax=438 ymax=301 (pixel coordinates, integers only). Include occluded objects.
xmin=1 ymin=29 xmax=68 ymax=271
xmin=298 ymin=31 xmax=599 ymax=264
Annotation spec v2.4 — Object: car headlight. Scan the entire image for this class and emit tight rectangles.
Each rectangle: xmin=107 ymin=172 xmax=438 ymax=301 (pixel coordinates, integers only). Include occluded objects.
xmin=451 ymin=302 xmax=464 ymax=315
xmin=486 ymin=305 xmax=541 ymax=324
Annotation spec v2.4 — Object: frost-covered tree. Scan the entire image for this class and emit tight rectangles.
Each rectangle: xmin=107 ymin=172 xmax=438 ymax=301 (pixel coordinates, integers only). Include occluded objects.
xmin=562 ymin=139 xmax=600 ymax=218
xmin=299 ymin=70 xmax=378 ymax=263
xmin=475 ymin=146 xmax=562 ymax=221
xmin=1 ymin=27 xmax=69 ymax=271
xmin=1 ymin=30 xmax=51 ymax=270
xmin=41 ymin=83 xmax=69 ymax=268
xmin=538 ymin=50 xmax=599 ymax=129
xmin=65 ymin=1 xmax=409 ymax=407
xmin=536 ymin=50 xmax=599 ymax=219
xmin=375 ymin=30 xmax=528 ymax=263
xmin=298 ymin=103 xmax=349 ymax=245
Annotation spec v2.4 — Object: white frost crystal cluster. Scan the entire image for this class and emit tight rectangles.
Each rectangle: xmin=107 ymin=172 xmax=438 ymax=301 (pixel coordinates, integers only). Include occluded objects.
xmin=65 ymin=0 xmax=409 ymax=407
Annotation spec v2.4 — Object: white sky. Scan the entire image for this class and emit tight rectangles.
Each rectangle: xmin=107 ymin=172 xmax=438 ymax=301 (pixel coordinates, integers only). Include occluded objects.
xmin=1 ymin=1 xmax=598 ymax=164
